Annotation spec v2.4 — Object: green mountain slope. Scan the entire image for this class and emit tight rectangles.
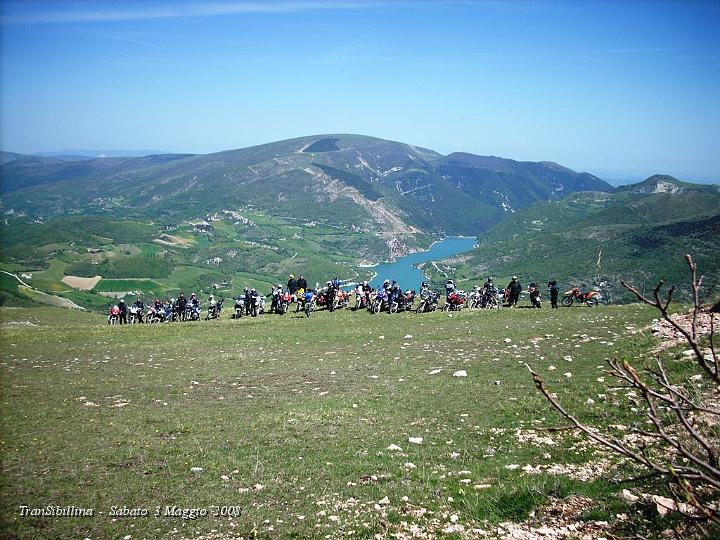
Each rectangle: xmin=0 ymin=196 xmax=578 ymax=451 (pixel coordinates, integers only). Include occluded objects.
xmin=0 ymin=134 xmax=612 ymax=241
xmin=425 ymin=176 xmax=720 ymax=301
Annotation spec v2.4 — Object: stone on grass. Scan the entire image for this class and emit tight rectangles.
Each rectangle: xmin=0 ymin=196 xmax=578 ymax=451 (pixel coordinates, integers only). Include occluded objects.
xmin=652 ymin=495 xmax=677 ymax=516
xmin=190 ymin=467 xmax=204 ymax=473
xmin=453 ymin=370 xmax=468 ymax=377
xmin=387 ymin=444 xmax=403 ymax=451
xmin=408 ymin=437 xmax=423 ymax=444
xmin=620 ymin=489 xmax=639 ymax=503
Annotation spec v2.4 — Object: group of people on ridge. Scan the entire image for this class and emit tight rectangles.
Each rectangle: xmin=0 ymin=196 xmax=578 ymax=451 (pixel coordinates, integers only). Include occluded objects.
xmin=108 ymin=271 xmax=567 ymax=324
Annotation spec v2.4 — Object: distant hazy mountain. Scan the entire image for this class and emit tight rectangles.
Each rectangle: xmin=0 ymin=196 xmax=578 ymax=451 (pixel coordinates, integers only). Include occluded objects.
xmin=0 ymin=134 xmax=611 ymax=238
xmin=589 ymin=168 xmax=720 ymax=187
xmin=430 ymin=175 xmax=720 ymax=300
xmin=32 ymin=149 xmax=169 ymax=159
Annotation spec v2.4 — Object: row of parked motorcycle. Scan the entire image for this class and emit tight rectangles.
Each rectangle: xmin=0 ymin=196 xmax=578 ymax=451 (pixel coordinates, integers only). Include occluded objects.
xmin=107 ymin=283 xmax=602 ymax=324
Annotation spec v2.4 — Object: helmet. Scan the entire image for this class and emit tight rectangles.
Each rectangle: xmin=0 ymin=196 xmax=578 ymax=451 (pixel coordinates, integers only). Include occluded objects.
xmin=447 ymin=279 xmax=454 ymax=284
xmin=209 ymin=294 xmax=214 ymax=300
xmin=250 ymin=288 xmax=256 ymax=293
xmin=363 ymin=281 xmax=368 ymax=286
xmin=326 ymin=281 xmax=331 ymax=286
xmin=191 ymin=292 xmax=196 ymax=297
xmin=244 ymin=287 xmax=248 ymax=292
xmin=277 ymin=284 xmax=282 ymax=288
xmin=289 ymin=274 xmax=295 ymax=279
xmin=512 ymin=276 xmax=518 ymax=280
xmin=383 ymin=279 xmax=390 ymax=285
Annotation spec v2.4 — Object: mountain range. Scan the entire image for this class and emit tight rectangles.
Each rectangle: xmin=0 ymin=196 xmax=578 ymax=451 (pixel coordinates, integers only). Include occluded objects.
xmin=0 ymin=135 xmax=718 ymax=307
xmin=0 ymin=135 xmax=611 ymax=242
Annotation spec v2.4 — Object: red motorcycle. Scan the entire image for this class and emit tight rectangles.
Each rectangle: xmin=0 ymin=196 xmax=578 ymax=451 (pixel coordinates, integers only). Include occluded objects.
xmin=442 ymin=291 xmax=466 ymax=312
xmin=562 ymin=287 xmax=600 ymax=307
xmin=278 ymin=292 xmax=293 ymax=315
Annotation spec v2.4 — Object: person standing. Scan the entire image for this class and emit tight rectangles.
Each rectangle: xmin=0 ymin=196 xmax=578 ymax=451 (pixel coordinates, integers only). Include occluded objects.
xmin=548 ymin=280 xmax=560 ymax=309
xmin=287 ymin=274 xmax=298 ymax=295
xmin=117 ymin=298 xmax=128 ymax=325
xmin=507 ymin=276 xmax=522 ymax=307
xmin=177 ymin=292 xmax=187 ymax=321
xmin=296 ymin=275 xmax=308 ymax=292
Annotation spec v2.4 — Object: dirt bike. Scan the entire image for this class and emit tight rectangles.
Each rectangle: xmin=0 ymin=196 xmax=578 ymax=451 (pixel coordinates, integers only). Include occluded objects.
xmin=232 ymin=298 xmax=245 ymax=319
xmin=371 ymin=289 xmax=389 ymax=314
xmin=335 ymin=290 xmax=351 ymax=309
xmin=416 ymin=291 xmax=439 ymax=313
xmin=147 ymin=305 xmax=168 ymax=324
xmin=481 ymin=288 xmax=500 ymax=309
xmin=108 ymin=305 xmax=120 ymax=325
xmin=278 ymin=292 xmax=293 ymax=315
xmin=355 ymin=290 xmax=369 ymax=310
xmin=205 ymin=299 xmax=223 ymax=320
xmin=128 ymin=305 xmax=142 ymax=324
xmin=396 ymin=290 xmax=416 ymax=312
xmin=466 ymin=289 xmax=482 ymax=309
xmin=443 ymin=291 xmax=466 ymax=312
xmin=250 ymin=295 xmax=263 ymax=317
xmin=185 ymin=304 xmax=201 ymax=321
xmin=562 ymin=287 xmax=600 ymax=307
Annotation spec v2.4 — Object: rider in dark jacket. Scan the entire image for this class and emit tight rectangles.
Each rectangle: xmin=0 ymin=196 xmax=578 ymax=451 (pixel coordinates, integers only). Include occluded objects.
xmin=118 ymin=298 xmax=128 ymax=325
xmin=244 ymin=287 xmax=252 ymax=315
xmin=287 ymin=275 xmax=298 ymax=294
xmin=507 ymin=276 xmax=522 ymax=307
xmin=296 ymin=275 xmax=308 ymax=291
xmin=548 ymin=280 xmax=559 ymax=309
xmin=177 ymin=293 xmax=187 ymax=320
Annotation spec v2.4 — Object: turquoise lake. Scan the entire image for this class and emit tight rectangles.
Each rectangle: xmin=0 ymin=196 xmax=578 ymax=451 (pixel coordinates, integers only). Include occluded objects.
xmin=369 ymin=236 xmax=477 ymax=291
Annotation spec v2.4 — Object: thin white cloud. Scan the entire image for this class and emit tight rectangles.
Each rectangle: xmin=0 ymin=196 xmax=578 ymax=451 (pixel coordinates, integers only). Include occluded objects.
xmin=1 ymin=1 xmax=408 ymax=25
xmin=2 ymin=1 xmax=500 ymax=25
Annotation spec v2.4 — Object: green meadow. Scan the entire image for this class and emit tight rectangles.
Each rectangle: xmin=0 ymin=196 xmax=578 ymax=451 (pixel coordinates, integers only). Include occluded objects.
xmin=1 ymin=303 xmax=700 ymax=539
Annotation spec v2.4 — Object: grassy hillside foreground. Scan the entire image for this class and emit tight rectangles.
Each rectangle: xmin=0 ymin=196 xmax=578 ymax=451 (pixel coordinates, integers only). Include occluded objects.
xmin=0 ymin=305 xmax=702 ymax=538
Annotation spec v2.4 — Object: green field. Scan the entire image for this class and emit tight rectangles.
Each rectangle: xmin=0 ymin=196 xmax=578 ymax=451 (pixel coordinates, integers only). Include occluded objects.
xmin=1 ymin=303 xmax=706 ymax=539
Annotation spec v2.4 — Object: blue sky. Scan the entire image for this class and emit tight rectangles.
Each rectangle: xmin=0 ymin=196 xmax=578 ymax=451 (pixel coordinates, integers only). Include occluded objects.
xmin=1 ymin=0 xmax=719 ymax=181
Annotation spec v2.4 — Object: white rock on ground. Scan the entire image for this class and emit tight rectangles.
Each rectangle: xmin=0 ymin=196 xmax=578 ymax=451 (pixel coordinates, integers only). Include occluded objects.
xmin=408 ymin=437 xmax=423 ymax=444
xmin=453 ymin=370 xmax=468 ymax=377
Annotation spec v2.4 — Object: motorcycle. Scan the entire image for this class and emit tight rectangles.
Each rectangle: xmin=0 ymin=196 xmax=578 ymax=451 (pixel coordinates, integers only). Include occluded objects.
xmin=232 ymin=298 xmax=245 ymax=319
xmin=396 ymin=290 xmax=416 ymax=312
xmin=205 ymin=299 xmax=223 ymax=320
xmin=335 ymin=290 xmax=351 ymax=310
xmin=466 ymin=288 xmax=483 ymax=309
xmin=147 ymin=304 xmax=169 ymax=324
xmin=128 ymin=304 xmax=142 ymax=324
xmin=108 ymin=305 xmax=120 ymax=325
xmin=416 ymin=291 xmax=439 ymax=313
xmin=371 ymin=288 xmax=389 ymax=314
xmin=185 ymin=304 xmax=201 ymax=321
xmin=528 ymin=285 xmax=542 ymax=309
xmin=481 ymin=287 xmax=500 ymax=309
xmin=562 ymin=287 xmax=600 ymax=307
xmin=278 ymin=292 xmax=293 ymax=315
xmin=443 ymin=291 xmax=466 ymax=312
xmin=355 ymin=289 xmax=370 ymax=310
xmin=250 ymin=294 xmax=264 ymax=317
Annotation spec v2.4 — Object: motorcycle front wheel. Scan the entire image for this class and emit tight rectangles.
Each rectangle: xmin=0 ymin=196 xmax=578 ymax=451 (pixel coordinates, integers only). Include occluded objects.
xmin=585 ymin=297 xmax=599 ymax=307
xmin=561 ymin=296 xmax=573 ymax=307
